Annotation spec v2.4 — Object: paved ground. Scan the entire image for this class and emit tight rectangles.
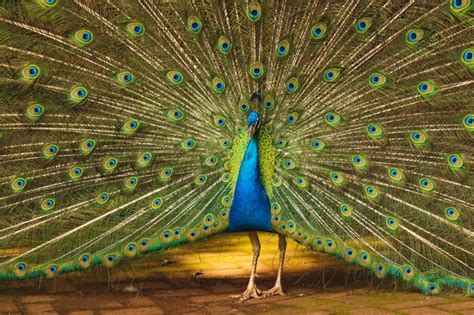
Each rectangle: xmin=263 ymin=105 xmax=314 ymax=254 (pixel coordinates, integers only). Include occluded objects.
xmin=0 ymin=233 xmax=472 ymax=314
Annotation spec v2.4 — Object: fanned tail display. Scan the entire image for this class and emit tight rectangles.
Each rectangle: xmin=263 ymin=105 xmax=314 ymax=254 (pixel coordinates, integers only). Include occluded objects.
xmin=0 ymin=0 xmax=472 ymax=297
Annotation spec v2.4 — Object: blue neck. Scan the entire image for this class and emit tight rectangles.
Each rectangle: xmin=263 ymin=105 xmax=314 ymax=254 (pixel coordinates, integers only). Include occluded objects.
xmin=228 ymin=136 xmax=271 ymax=232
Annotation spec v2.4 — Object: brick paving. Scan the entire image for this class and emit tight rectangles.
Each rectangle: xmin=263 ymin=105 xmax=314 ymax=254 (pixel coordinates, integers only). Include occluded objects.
xmin=0 ymin=233 xmax=471 ymax=314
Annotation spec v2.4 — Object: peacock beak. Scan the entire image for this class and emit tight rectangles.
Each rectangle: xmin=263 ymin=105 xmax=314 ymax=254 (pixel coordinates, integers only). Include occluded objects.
xmin=248 ymin=119 xmax=260 ymax=138
xmin=248 ymin=123 xmax=256 ymax=138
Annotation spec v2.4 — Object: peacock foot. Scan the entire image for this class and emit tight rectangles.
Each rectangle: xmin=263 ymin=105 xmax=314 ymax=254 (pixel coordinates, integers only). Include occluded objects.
xmin=230 ymin=283 xmax=262 ymax=302
xmin=261 ymin=284 xmax=286 ymax=298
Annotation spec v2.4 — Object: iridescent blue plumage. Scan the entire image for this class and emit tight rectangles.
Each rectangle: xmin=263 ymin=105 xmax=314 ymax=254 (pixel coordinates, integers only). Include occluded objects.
xmin=228 ymin=136 xmax=271 ymax=232
xmin=229 ymin=111 xmax=271 ymax=232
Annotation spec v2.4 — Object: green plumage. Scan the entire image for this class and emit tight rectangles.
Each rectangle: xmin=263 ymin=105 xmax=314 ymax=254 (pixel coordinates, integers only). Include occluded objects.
xmin=0 ymin=0 xmax=472 ymax=297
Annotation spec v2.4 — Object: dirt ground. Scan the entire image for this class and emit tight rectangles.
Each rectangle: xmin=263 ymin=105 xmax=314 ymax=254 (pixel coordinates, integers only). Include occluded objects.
xmin=0 ymin=233 xmax=472 ymax=314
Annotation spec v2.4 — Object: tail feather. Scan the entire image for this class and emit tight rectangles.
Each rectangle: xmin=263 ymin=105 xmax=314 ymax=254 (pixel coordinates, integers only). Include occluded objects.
xmin=0 ymin=0 xmax=472 ymax=296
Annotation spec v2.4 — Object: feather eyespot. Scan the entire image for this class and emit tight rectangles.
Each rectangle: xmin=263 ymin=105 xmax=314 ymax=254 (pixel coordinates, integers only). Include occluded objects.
xmin=311 ymin=22 xmax=328 ymax=39
xmin=96 ymin=192 xmax=110 ymax=205
xmin=187 ymin=16 xmax=202 ymax=34
xmin=211 ymin=77 xmax=226 ymax=93
xmin=276 ymin=40 xmax=290 ymax=57
xmin=25 ymin=104 xmax=44 ymax=121
xmin=323 ymin=68 xmax=341 ymax=82
xmin=368 ymin=72 xmax=387 ymax=88
xmin=461 ymin=48 xmax=473 ymax=68
xmin=40 ymin=198 xmax=56 ymax=211
xmin=246 ymin=2 xmax=262 ymax=21
xmin=69 ymin=86 xmax=89 ymax=104
xmin=20 ymin=64 xmax=41 ymax=82
xmin=249 ymin=62 xmax=265 ymax=79
xmin=166 ymin=70 xmax=184 ymax=86
xmin=355 ymin=17 xmax=372 ymax=33
xmin=263 ymin=95 xmax=275 ymax=110
xmin=311 ymin=138 xmax=325 ymax=152
xmin=419 ymin=177 xmax=434 ymax=193
xmin=450 ymin=0 xmax=471 ymax=14
xmin=286 ymin=77 xmax=300 ymax=94
xmin=324 ymin=112 xmax=342 ymax=127
xmin=126 ymin=22 xmax=145 ymax=37
xmin=405 ymin=29 xmax=424 ymax=45
xmin=217 ymin=36 xmax=232 ymax=54
xmin=73 ymin=29 xmax=94 ymax=47
xmin=444 ymin=207 xmax=460 ymax=222
xmin=37 ymin=0 xmax=58 ymax=8
xmin=340 ymin=204 xmax=352 ymax=221
xmin=417 ymin=80 xmax=436 ymax=97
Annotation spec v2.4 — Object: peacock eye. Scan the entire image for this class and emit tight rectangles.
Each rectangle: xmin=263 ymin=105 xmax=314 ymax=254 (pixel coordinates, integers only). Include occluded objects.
xmin=452 ymin=0 xmax=463 ymax=8
xmin=463 ymin=50 xmax=473 ymax=62
xmin=465 ymin=116 xmax=472 ymax=125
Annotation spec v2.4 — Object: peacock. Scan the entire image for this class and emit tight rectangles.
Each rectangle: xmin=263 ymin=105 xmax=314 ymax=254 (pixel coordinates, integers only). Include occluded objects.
xmin=0 ymin=0 xmax=472 ymax=302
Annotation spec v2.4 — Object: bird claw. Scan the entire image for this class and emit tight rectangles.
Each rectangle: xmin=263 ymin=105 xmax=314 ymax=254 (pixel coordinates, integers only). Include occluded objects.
xmin=261 ymin=284 xmax=286 ymax=298
xmin=230 ymin=283 xmax=262 ymax=302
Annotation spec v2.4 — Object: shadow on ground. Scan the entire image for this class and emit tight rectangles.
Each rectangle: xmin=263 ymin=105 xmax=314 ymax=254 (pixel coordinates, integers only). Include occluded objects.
xmin=0 ymin=233 xmax=471 ymax=314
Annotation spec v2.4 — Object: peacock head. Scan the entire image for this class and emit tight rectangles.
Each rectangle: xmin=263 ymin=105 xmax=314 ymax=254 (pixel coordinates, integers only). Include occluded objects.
xmin=247 ymin=111 xmax=260 ymax=138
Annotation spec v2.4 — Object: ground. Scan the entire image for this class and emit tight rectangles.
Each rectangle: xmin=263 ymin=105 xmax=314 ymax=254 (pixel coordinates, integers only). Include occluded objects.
xmin=0 ymin=233 xmax=472 ymax=314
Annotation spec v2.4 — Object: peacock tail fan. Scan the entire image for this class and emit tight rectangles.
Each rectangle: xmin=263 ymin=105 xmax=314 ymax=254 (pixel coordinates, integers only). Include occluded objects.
xmin=0 ymin=0 xmax=472 ymax=296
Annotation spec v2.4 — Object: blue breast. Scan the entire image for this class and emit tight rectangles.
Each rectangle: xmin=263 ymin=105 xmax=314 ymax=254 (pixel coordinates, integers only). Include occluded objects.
xmin=228 ymin=136 xmax=271 ymax=232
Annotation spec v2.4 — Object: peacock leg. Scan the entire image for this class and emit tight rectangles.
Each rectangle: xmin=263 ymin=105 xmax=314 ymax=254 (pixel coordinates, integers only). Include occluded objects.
xmin=261 ymin=234 xmax=287 ymax=298
xmin=230 ymin=231 xmax=262 ymax=302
